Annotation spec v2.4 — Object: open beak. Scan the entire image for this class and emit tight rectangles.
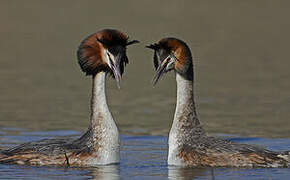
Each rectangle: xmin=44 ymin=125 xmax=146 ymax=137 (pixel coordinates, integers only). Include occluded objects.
xmin=108 ymin=52 xmax=122 ymax=89
xmin=153 ymin=59 xmax=168 ymax=86
xmin=152 ymin=55 xmax=175 ymax=86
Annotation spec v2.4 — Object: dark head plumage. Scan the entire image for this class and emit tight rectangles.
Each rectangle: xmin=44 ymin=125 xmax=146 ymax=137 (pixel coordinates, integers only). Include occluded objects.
xmin=77 ymin=29 xmax=139 ymax=77
xmin=146 ymin=37 xmax=193 ymax=85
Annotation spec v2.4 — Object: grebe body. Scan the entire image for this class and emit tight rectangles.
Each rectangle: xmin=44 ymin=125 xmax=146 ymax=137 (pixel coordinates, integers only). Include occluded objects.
xmin=0 ymin=29 xmax=138 ymax=166
xmin=147 ymin=38 xmax=290 ymax=167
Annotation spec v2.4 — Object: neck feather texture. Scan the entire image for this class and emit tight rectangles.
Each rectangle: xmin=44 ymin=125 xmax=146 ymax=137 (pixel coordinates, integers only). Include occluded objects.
xmin=171 ymin=73 xmax=205 ymax=137
xmin=90 ymin=72 xmax=119 ymax=140
xmin=77 ymin=72 xmax=119 ymax=149
xmin=168 ymin=72 xmax=205 ymax=165
xmin=90 ymin=72 xmax=110 ymax=125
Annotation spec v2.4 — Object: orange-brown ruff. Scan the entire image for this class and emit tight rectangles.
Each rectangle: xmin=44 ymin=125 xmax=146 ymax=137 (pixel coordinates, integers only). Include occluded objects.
xmin=78 ymin=29 xmax=131 ymax=76
xmin=0 ymin=29 xmax=138 ymax=166
xmin=147 ymin=37 xmax=290 ymax=167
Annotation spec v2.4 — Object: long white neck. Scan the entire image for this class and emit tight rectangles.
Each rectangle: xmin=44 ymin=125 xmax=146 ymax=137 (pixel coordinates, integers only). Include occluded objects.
xmin=168 ymin=73 xmax=205 ymax=165
xmin=77 ymin=72 xmax=120 ymax=165
xmin=171 ymin=73 xmax=202 ymax=131
xmin=90 ymin=72 xmax=112 ymax=127
xmin=90 ymin=71 xmax=119 ymax=142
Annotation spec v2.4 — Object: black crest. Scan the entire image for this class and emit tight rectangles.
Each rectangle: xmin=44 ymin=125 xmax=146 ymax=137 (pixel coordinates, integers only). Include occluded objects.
xmin=145 ymin=43 xmax=160 ymax=50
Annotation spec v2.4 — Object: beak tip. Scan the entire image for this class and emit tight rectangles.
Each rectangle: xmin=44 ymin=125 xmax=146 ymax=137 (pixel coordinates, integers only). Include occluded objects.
xmin=152 ymin=78 xmax=158 ymax=87
xmin=116 ymin=79 xmax=121 ymax=89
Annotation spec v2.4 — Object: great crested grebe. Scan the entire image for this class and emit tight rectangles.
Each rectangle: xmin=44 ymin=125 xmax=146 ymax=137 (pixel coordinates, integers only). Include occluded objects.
xmin=146 ymin=37 xmax=290 ymax=167
xmin=0 ymin=29 xmax=139 ymax=167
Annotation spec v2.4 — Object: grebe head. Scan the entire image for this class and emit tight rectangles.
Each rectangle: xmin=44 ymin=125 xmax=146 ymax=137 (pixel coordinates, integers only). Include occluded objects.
xmin=146 ymin=38 xmax=193 ymax=85
xmin=77 ymin=29 xmax=139 ymax=88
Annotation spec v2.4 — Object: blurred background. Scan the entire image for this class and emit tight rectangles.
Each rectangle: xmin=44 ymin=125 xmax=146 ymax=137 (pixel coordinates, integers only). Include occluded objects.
xmin=0 ymin=0 xmax=290 ymax=138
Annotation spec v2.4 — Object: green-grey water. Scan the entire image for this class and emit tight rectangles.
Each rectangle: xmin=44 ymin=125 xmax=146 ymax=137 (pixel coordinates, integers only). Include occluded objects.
xmin=0 ymin=128 xmax=289 ymax=179
xmin=0 ymin=0 xmax=290 ymax=179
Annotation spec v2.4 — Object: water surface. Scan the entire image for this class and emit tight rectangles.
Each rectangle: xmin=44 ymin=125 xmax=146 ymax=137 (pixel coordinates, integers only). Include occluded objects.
xmin=0 ymin=129 xmax=289 ymax=179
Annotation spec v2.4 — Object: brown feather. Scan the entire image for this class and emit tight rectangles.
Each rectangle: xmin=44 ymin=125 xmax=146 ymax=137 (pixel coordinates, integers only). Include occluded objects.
xmin=77 ymin=29 xmax=130 ymax=76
